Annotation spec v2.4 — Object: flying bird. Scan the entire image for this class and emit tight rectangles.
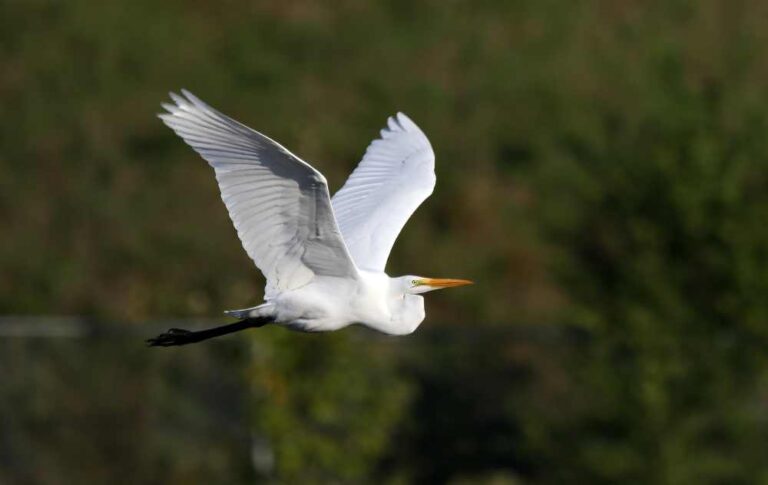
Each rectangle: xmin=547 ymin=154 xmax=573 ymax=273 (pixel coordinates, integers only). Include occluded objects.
xmin=148 ymin=90 xmax=471 ymax=346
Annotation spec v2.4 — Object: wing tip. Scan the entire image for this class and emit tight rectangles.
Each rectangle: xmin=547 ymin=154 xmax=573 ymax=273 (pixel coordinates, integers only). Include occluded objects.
xmin=396 ymin=112 xmax=419 ymax=131
xmin=382 ymin=111 xmax=420 ymax=135
xmin=180 ymin=88 xmax=210 ymax=111
xmin=163 ymin=88 xmax=209 ymax=113
xmin=168 ymin=91 xmax=186 ymax=106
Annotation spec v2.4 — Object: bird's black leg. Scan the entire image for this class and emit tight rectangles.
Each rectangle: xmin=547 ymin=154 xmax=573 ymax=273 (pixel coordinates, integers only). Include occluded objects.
xmin=146 ymin=328 xmax=201 ymax=346
xmin=146 ymin=317 xmax=272 ymax=347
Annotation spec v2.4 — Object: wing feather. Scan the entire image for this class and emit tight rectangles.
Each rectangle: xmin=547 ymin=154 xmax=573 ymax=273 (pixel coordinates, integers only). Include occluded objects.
xmin=159 ymin=90 xmax=358 ymax=295
xmin=331 ymin=113 xmax=435 ymax=271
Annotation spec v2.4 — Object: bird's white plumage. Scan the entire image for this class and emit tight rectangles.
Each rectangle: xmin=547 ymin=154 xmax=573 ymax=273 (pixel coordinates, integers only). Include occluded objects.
xmin=156 ymin=91 xmax=470 ymax=339
xmin=331 ymin=113 xmax=435 ymax=271
xmin=159 ymin=90 xmax=358 ymax=296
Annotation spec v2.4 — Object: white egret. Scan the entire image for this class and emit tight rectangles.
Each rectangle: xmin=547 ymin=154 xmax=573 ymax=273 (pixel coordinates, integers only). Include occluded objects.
xmin=148 ymin=90 xmax=471 ymax=346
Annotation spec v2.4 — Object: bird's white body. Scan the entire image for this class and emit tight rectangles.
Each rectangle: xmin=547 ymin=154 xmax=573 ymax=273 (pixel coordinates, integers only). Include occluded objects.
xmin=251 ymin=271 xmax=423 ymax=335
xmin=158 ymin=90 xmax=470 ymax=338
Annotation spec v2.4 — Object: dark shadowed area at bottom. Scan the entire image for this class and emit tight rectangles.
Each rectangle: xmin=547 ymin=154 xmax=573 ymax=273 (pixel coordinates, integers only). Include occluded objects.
xmin=0 ymin=317 xmax=576 ymax=484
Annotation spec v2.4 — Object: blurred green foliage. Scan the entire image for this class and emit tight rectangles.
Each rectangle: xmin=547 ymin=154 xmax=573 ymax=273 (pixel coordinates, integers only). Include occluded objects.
xmin=249 ymin=331 xmax=412 ymax=482
xmin=0 ymin=329 xmax=256 ymax=484
xmin=3 ymin=0 xmax=768 ymax=483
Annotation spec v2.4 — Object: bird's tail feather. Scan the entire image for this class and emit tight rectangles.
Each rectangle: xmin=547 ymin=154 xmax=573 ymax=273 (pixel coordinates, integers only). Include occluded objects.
xmin=224 ymin=303 xmax=273 ymax=320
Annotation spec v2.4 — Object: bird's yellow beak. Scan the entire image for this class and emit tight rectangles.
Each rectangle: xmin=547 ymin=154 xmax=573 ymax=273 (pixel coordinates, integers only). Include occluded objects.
xmin=419 ymin=278 xmax=474 ymax=289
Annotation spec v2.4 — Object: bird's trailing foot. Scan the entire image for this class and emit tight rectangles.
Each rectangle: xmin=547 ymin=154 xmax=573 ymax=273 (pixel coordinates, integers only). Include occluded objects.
xmin=146 ymin=328 xmax=200 ymax=347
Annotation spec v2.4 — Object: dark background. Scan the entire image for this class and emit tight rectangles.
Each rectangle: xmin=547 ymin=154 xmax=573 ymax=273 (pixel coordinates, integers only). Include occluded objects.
xmin=3 ymin=0 xmax=768 ymax=483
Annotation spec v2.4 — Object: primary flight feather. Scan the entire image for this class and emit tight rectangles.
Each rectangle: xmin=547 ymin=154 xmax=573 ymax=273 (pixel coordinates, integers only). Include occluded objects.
xmin=148 ymin=90 xmax=471 ymax=346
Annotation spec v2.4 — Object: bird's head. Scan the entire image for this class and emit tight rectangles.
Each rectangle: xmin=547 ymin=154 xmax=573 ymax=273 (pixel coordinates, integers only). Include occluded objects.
xmin=400 ymin=275 xmax=473 ymax=295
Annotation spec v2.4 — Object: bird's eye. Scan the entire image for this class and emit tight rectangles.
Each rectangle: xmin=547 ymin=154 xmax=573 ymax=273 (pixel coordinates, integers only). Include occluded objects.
xmin=411 ymin=279 xmax=417 ymax=285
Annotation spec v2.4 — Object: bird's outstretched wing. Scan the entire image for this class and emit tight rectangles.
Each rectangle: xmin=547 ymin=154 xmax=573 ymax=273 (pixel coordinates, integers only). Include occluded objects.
xmin=159 ymin=90 xmax=358 ymax=295
xmin=331 ymin=113 xmax=435 ymax=272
